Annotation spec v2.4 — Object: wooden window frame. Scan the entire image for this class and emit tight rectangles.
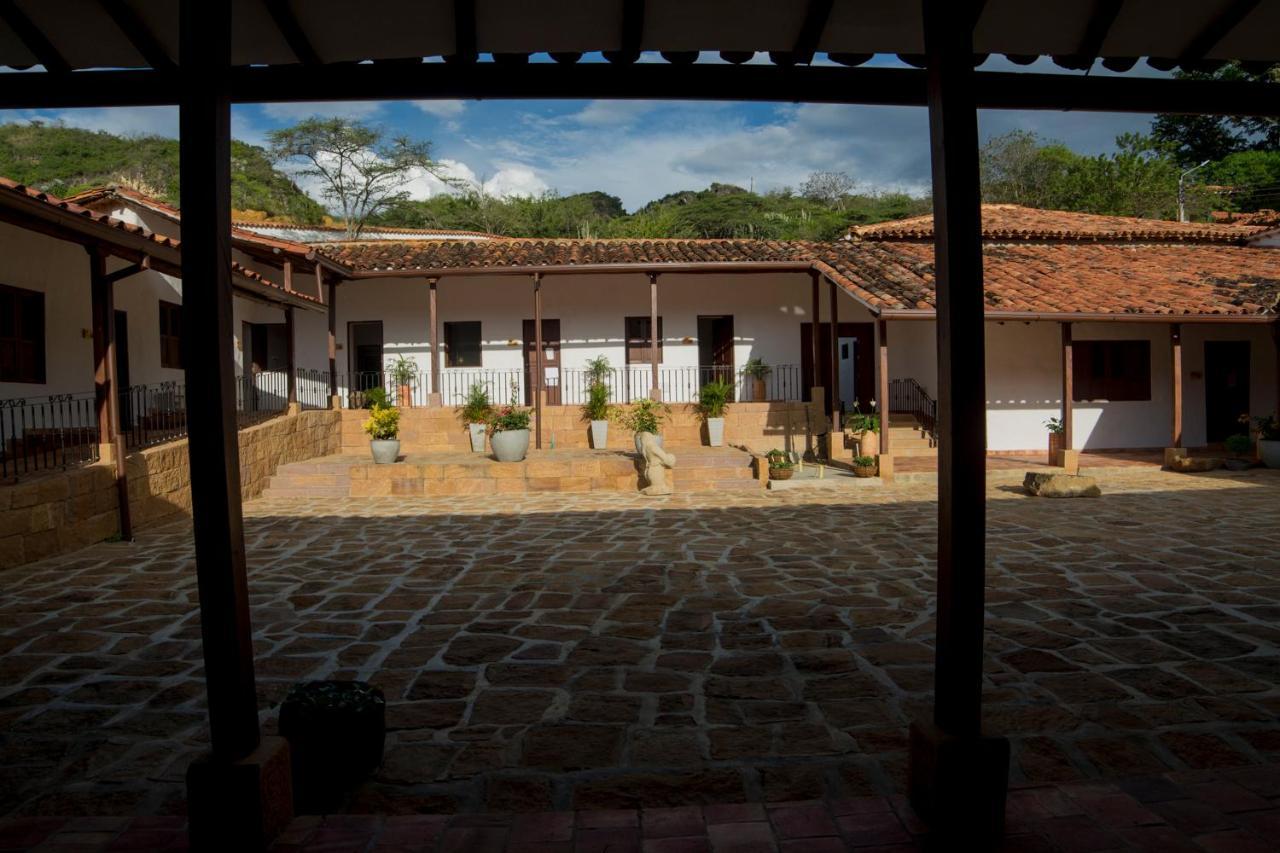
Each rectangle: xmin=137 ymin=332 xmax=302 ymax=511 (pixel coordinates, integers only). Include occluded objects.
xmin=443 ymin=321 xmax=483 ymax=368
xmin=159 ymin=299 xmax=183 ymax=369
xmin=1072 ymin=339 xmax=1151 ymax=402
xmin=0 ymin=283 xmax=46 ymax=384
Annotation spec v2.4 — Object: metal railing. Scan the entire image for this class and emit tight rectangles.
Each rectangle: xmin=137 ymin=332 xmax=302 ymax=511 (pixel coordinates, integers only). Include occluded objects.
xmin=296 ymin=369 xmax=332 ymax=410
xmin=336 ymin=364 xmax=805 ymax=409
xmin=889 ymin=377 xmax=937 ymax=439
xmin=0 ymin=393 xmax=100 ymax=480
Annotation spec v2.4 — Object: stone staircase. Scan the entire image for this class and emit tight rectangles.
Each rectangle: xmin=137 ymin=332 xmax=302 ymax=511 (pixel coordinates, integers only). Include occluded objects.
xmin=886 ymin=414 xmax=937 ymax=458
xmin=261 ymin=447 xmax=761 ymax=499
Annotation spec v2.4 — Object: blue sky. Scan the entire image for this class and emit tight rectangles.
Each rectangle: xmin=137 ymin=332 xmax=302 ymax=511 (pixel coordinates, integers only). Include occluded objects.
xmin=1 ymin=55 xmax=1160 ymax=211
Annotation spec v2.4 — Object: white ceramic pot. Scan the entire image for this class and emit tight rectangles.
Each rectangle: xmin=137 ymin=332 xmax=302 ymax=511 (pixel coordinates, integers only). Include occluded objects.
xmin=706 ymin=417 xmax=725 ymax=447
xmin=590 ymin=419 xmax=609 ymax=449
xmin=634 ymin=432 xmax=662 ymax=454
xmin=1260 ymin=439 xmax=1280 ymax=469
xmin=370 ymin=439 xmax=400 ymax=464
xmin=469 ymin=422 xmax=486 ymax=453
xmin=491 ymin=428 xmax=530 ymax=462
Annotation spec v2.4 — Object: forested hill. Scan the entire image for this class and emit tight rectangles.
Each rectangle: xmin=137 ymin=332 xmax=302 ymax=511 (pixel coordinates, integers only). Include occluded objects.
xmin=0 ymin=123 xmax=327 ymax=224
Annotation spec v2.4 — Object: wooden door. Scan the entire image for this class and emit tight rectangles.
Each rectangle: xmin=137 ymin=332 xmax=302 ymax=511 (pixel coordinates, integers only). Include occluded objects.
xmin=801 ymin=321 xmax=875 ymax=411
xmin=625 ymin=315 xmax=662 ymax=402
xmin=697 ymin=315 xmax=735 ymax=391
xmin=523 ymin=319 xmax=561 ymax=406
xmin=1205 ymin=340 xmax=1250 ymax=443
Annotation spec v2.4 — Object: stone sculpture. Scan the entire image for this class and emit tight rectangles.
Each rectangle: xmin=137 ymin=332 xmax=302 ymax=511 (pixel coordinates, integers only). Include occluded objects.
xmin=638 ymin=432 xmax=677 ymax=496
xmin=1023 ymin=471 xmax=1101 ymax=498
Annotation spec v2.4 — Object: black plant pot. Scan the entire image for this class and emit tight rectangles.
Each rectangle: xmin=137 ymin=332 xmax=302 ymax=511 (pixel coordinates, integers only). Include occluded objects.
xmin=279 ymin=680 xmax=386 ymax=813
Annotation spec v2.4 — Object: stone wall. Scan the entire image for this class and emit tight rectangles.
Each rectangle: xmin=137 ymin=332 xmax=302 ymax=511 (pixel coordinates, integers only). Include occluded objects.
xmin=0 ymin=410 xmax=341 ymax=569
xmin=341 ymin=400 xmax=825 ymax=456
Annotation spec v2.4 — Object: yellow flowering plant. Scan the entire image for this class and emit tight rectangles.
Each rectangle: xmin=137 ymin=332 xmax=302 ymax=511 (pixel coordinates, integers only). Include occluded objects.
xmin=362 ymin=404 xmax=400 ymax=440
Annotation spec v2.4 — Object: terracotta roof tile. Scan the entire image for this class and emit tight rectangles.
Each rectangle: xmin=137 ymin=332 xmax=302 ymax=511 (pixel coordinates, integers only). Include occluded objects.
xmin=850 ymin=203 xmax=1267 ymax=244
xmin=315 ymin=235 xmax=1279 ymax=318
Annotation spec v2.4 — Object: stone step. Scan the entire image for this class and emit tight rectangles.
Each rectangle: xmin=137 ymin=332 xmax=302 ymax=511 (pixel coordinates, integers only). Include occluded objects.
xmin=891 ymin=446 xmax=939 ymax=457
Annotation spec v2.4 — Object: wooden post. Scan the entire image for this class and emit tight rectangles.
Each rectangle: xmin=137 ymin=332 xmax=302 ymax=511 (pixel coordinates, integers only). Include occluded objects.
xmin=649 ymin=273 xmax=660 ymax=400
xmin=1171 ymin=323 xmax=1183 ymax=448
xmin=324 ymin=268 xmax=338 ymax=407
xmin=878 ymin=320 xmax=890 ymax=455
xmin=828 ymin=277 xmax=840 ymax=430
xmin=89 ymin=247 xmax=131 ymax=541
xmin=428 ymin=277 xmax=441 ymax=404
xmin=177 ymin=0 xmax=260 ymax=765
xmin=910 ymin=0 xmax=1008 ymax=840
xmin=1061 ymin=322 xmax=1073 ymax=451
xmin=810 ymin=270 xmax=821 ymax=395
xmin=282 ymin=259 xmax=293 ymax=292
xmin=284 ymin=306 xmax=297 ymax=411
xmin=534 ymin=273 xmax=543 ymax=450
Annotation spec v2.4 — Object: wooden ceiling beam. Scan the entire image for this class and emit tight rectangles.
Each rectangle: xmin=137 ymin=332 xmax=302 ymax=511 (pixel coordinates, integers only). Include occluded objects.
xmin=445 ymin=0 xmax=476 ymax=63
xmin=604 ymin=0 xmax=644 ymax=64
xmin=98 ymin=0 xmax=174 ymax=70
xmin=0 ymin=0 xmax=69 ymax=73
xmin=773 ymin=0 xmax=833 ymax=67
xmin=1052 ymin=0 xmax=1125 ymax=71
xmin=263 ymin=0 xmax=322 ymax=66
xmin=1179 ymin=0 xmax=1261 ymax=66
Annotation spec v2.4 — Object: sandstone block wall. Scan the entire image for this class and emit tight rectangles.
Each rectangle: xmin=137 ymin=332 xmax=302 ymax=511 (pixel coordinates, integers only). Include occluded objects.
xmin=341 ymin=401 xmax=823 ymax=456
xmin=0 ymin=410 xmax=341 ymax=569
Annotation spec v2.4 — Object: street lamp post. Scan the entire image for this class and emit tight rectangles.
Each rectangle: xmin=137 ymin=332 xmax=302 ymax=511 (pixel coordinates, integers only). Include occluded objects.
xmin=1178 ymin=159 xmax=1210 ymax=223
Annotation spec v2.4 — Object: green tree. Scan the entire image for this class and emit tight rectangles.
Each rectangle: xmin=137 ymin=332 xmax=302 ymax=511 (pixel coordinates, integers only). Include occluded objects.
xmin=268 ymin=118 xmax=453 ymax=238
xmin=1150 ymin=63 xmax=1280 ymax=167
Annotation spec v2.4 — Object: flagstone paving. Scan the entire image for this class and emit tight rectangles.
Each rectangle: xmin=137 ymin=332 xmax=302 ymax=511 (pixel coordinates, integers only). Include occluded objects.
xmin=0 ymin=466 xmax=1277 ymax=822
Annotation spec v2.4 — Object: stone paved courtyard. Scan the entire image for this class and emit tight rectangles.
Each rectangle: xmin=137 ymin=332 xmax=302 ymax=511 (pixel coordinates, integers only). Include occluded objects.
xmin=1 ymin=466 xmax=1277 ymax=822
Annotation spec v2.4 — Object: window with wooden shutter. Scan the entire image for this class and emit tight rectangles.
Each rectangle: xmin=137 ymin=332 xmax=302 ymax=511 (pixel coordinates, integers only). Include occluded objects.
xmin=624 ymin=316 xmax=663 ymax=364
xmin=159 ymin=300 xmax=183 ymax=369
xmin=0 ymin=284 xmax=45 ymax=384
xmin=1073 ymin=340 xmax=1150 ymax=402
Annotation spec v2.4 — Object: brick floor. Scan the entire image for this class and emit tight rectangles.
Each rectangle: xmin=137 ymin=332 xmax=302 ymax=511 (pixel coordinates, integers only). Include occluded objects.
xmin=0 ymin=466 xmax=1276 ymax=823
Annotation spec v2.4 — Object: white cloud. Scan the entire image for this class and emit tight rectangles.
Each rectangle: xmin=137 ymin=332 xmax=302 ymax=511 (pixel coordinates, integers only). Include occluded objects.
xmin=412 ymin=100 xmax=468 ymax=119
xmin=260 ymin=101 xmax=383 ymax=122
xmin=483 ymin=165 xmax=549 ymax=198
xmin=571 ymin=101 xmax=658 ymax=127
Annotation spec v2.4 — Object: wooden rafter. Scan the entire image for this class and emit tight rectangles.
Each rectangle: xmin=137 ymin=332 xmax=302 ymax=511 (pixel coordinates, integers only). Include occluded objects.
xmin=1179 ymin=0 xmax=1261 ymax=64
xmin=447 ymin=0 xmax=476 ymax=63
xmin=779 ymin=0 xmax=834 ymax=66
xmin=1052 ymin=0 xmax=1124 ymax=71
xmin=604 ymin=0 xmax=644 ymax=64
xmin=99 ymin=0 xmax=174 ymax=70
xmin=263 ymin=0 xmax=321 ymax=66
xmin=0 ymin=0 xmax=69 ymax=73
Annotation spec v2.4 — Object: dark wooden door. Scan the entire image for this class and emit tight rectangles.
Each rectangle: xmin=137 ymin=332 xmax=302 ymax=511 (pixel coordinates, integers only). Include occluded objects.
xmin=801 ymin=321 xmax=875 ymax=411
xmin=1204 ymin=340 xmax=1250 ymax=443
xmin=114 ymin=310 xmax=132 ymax=429
xmin=698 ymin=315 xmax=735 ymax=391
xmin=523 ymin=319 xmax=561 ymax=406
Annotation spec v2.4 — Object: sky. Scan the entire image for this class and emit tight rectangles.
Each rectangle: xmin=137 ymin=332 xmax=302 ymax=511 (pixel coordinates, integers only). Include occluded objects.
xmin=0 ymin=55 xmax=1162 ymax=212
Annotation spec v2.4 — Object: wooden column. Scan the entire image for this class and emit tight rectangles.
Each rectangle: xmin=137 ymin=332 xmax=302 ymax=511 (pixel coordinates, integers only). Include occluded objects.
xmin=649 ymin=273 xmax=660 ymax=400
xmin=911 ymin=0 xmax=1008 ymax=839
xmin=428 ymin=277 xmax=441 ymax=403
xmin=878 ymin=319 xmax=890 ymax=455
xmin=284 ymin=306 xmax=297 ymax=410
xmin=828 ymin=277 xmax=840 ymax=429
xmin=324 ymin=269 xmax=338 ymax=406
xmin=1171 ymin=323 xmax=1183 ymax=448
xmin=534 ymin=274 xmax=543 ymax=449
xmin=1061 ymin=323 xmax=1073 ymax=451
xmin=810 ymin=270 xmax=821 ymax=394
xmin=89 ymin=247 xmax=131 ymax=541
xmin=178 ymin=0 xmax=260 ymax=764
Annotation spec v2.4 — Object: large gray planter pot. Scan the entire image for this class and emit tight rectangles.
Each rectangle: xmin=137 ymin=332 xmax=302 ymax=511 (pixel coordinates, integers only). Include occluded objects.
xmin=491 ymin=428 xmax=530 ymax=462
xmin=1260 ymin=439 xmax=1280 ymax=469
xmin=468 ymin=423 xmax=487 ymax=453
xmin=370 ymin=439 xmax=400 ymax=464
xmin=634 ymin=432 xmax=662 ymax=454
xmin=706 ymin=417 xmax=725 ymax=447
xmin=590 ymin=420 xmax=609 ymax=449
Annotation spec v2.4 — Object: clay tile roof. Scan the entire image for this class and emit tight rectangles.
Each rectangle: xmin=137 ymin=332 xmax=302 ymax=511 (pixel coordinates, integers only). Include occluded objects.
xmin=0 ymin=178 xmax=320 ymax=305
xmin=314 ymin=234 xmax=1279 ymax=318
xmin=849 ymin=203 xmax=1268 ymax=245
xmin=233 ymin=222 xmax=494 ymax=243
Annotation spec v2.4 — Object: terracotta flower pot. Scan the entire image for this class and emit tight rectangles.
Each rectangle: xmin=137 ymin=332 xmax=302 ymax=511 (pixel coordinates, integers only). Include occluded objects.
xmin=1048 ymin=432 xmax=1064 ymax=465
xmin=752 ymin=378 xmax=767 ymax=402
xmin=396 ymin=384 xmax=412 ymax=407
xmin=858 ymin=430 xmax=880 ymax=457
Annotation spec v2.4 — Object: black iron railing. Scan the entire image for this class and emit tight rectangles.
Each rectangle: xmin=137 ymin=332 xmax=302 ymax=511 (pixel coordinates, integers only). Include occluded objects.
xmin=0 ymin=392 xmax=100 ymax=480
xmin=296 ymin=368 xmax=332 ymax=410
xmin=888 ymin=377 xmax=937 ymax=439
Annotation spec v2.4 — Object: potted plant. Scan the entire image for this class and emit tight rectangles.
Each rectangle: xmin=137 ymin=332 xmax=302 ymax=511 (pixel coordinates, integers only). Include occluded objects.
xmin=844 ymin=401 xmax=880 ymax=457
xmin=1224 ymin=433 xmax=1254 ymax=471
xmin=697 ymin=378 xmax=733 ymax=447
xmin=460 ymin=382 xmax=492 ymax=453
xmin=489 ymin=383 xmax=532 ymax=462
xmin=1250 ymin=413 xmax=1280 ymax=468
xmin=581 ymin=355 xmax=615 ymax=450
xmin=852 ymin=454 xmax=878 ymax=478
xmin=766 ymin=448 xmax=794 ymax=480
xmin=362 ymin=400 xmax=401 ymax=464
xmin=1044 ymin=416 xmax=1066 ymax=464
xmin=618 ymin=397 xmax=671 ymax=453
xmin=389 ymin=355 xmax=418 ymax=407
xmin=280 ymin=680 xmax=385 ymax=813
xmin=742 ymin=357 xmax=771 ymax=402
